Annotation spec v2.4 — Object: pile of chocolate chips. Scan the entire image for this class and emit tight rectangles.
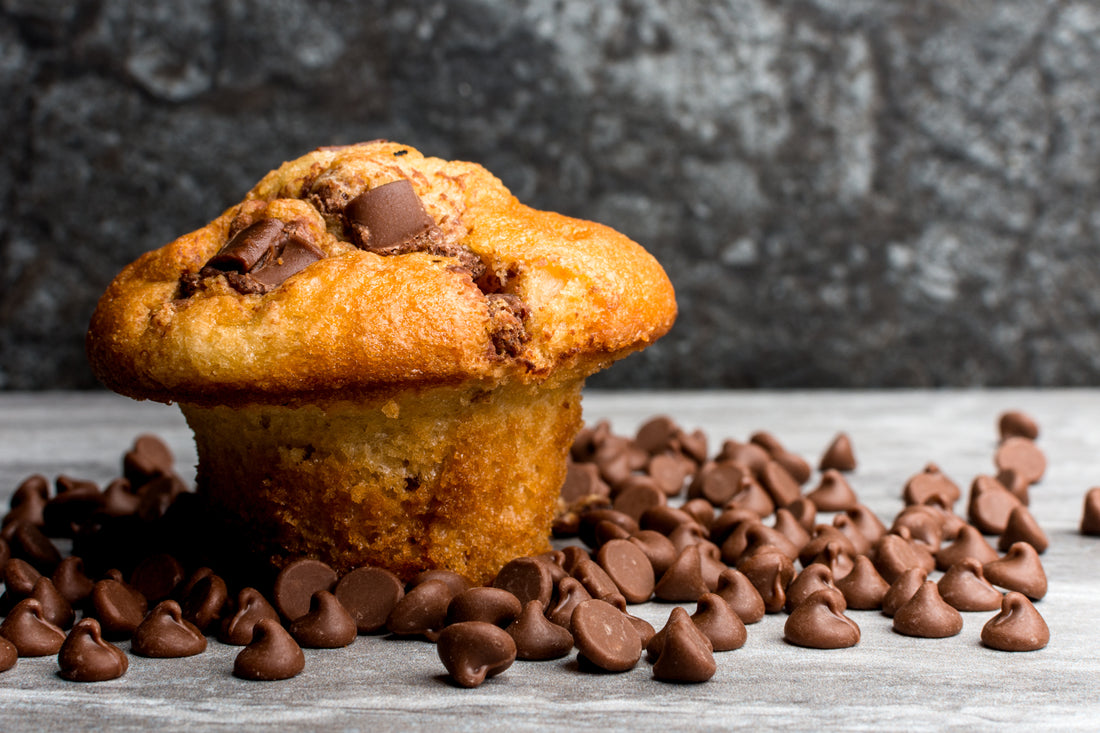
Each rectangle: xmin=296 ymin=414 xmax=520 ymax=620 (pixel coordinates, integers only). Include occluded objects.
xmin=0 ymin=410 xmax=1061 ymax=686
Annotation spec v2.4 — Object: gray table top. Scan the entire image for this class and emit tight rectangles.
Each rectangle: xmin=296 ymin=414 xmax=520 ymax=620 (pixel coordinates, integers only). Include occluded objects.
xmin=0 ymin=390 xmax=1097 ymax=731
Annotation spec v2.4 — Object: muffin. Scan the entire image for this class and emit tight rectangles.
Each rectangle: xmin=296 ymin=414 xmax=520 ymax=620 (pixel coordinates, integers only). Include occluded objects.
xmin=87 ymin=141 xmax=676 ymax=583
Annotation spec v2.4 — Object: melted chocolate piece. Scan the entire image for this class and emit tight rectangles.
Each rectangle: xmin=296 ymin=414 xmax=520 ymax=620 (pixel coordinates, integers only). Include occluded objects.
xmin=57 ymin=618 xmax=128 ymax=682
xmin=346 ymin=179 xmax=436 ymax=254
xmin=186 ymin=218 xmax=324 ymax=296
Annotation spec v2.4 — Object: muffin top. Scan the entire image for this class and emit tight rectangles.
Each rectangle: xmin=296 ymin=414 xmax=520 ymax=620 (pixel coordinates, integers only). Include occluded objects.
xmin=87 ymin=141 xmax=676 ymax=406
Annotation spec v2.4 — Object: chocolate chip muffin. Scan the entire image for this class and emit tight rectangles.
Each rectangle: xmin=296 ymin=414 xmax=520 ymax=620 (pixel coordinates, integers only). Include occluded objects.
xmin=87 ymin=141 xmax=676 ymax=584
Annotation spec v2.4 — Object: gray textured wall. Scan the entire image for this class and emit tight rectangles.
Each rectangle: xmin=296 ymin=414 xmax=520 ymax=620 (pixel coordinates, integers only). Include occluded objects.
xmin=3 ymin=0 xmax=1100 ymax=390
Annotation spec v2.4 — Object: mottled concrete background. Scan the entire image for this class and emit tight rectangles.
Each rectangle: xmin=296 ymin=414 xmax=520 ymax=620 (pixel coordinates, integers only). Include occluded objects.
xmin=3 ymin=0 xmax=1100 ymax=390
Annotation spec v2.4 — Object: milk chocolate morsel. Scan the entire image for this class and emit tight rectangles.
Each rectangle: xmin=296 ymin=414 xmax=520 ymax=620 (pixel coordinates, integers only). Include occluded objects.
xmin=784 ymin=588 xmax=860 ymax=649
xmin=760 ymin=461 xmax=802 ymax=508
xmin=651 ymin=607 xmax=717 ymax=683
xmin=819 ymin=433 xmax=856 ymax=472
xmin=578 ymin=509 xmax=639 ymax=550
xmin=799 ymin=525 xmax=858 ymax=568
xmin=123 ymin=434 xmax=175 ymax=486
xmin=785 ymin=564 xmax=841 ymax=614
xmin=289 ymin=591 xmax=358 ymax=649
xmin=891 ymin=505 xmax=944 ymax=552
xmin=881 ymin=567 xmax=928 ymax=618
xmin=688 ymin=462 xmax=749 ymax=507
xmin=997 ymin=468 xmax=1031 ymax=505
xmin=572 ymin=557 xmax=620 ymax=601
xmin=273 ymin=558 xmax=338 ymax=621
xmin=873 ymin=532 xmax=932 ymax=584
xmin=751 ymin=431 xmax=812 ymax=485
xmin=836 ymin=556 xmax=890 ymax=610
xmin=983 ymin=542 xmax=1047 ymax=600
xmin=447 ymin=587 xmax=522 ymax=628
xmin=346 ymin=179 xmax=436 ymax=253
xmin=612 ymin=479 xmax=667 ymax=523
xmin=408 ymin=569 xmax=471 ymax=597
xmin=1081 ymin=487 xmax=1100 ymax=536
xmin=31 ymin=577 xmax=74 ymax=629
xmin=634 ymin=415 xmax=679 ymax=455
xmin=806 ymin=470 xmax=859 ymax=512
xmin=716 ymin=440 xmax=770 ymax=476
xmin=998 ymin=411 xmax=1039 ymax=441
xmin=647 ymin=453 xmax=692 ymax=497
xmin=90 ymin=578 xmax=148 ymax=639
xmin=892 ymin=581 xmax=963 ymax=638
xmin=219 ymin=588 xmax=281 ymax=645
xmin=131 ymin=600 xmax=207 ymax=658
xmin=994 ymin=437 xmax=1046 ymax=486
xmin=725 ymin=475 xmax=775 ymax=518
xmin=386 ymin=578 xmax=454 ymax=641
xmin=903 ymin=468 xmax=961 ymax=507
xmin=333 ymin=566 xmax=405 ymax=634
xmin=937 ymin=559 xmax=1002 ymax=612
xmin=181 ymin=572 xmax=229 ymax=634
xmin=437 ymin=621 xmax=517 ymax=688
xmin=57 ymin=618 xmax=128 ymax=682
xmin=4 ymin=557 xmax=42 ymax=600
xmin=773 ymin=508 xmax=812 ymax=551
xmin=233 ymin=618 xmax=305 ymax=681
xmin=597 ymin=539 xmax=656 ymax=604
xmin=129 ymin=553 xmax=185 ymax=604
xmin=653 ymin=545 xmax=710 ymax=602
xmin=831 ymin=513 xmax=871 ymax=557
xmin=560 ymin=462 xmax=611 ymax=504
xmin=680 ymin=498 xmax=716 ymax=530
xmin=639 ymin=505 xmax=699 ymax=536
xmin=627 ymin=530 xmax=678 ymax=578
xmin=10 ymin=522 xmax=62 ymax=574
xmin=715 ymin=568 xmax=766 ymax=624
xmin=737 ymin=548 xmax=794 ymax=614
xmin=999 ymin=505 xmax=1048 ymax=554
xmin=571 ymin=599 xmax=642 ymax=673
xmin=0 ymin=598 xmax=66 ymax=656
xmin=981 ymin=592 xmax=1049 ymax=652
xmin=690 ymin=593 xmax=747 ymax=652
xmin=968 ymin=475 xmax=1022 ymax=535
xmin=507 ymin=600 xmax=574 ymax=660
xmin=935 ymin=524 xmax=1000 ymax=571
xmin=786 ymin=497 xmax=817 ymax=533
xmin=0 ymin=636 xmax=15 ymax=672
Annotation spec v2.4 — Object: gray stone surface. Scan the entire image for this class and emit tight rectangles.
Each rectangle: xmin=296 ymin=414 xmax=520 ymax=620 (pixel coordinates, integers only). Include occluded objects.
xmin=0 ymin=389 xmax=1098 ymax=730
xmin=4 ymin=1 xmax=1100 ymax=389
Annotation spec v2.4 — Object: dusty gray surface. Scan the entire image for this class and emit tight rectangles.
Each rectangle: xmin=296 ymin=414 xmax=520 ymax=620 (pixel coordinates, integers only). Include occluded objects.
xmin=6 ymin=2 xmax=1100 ymax=390
xmin=0 ymin=390 xmax=1097 ymax=731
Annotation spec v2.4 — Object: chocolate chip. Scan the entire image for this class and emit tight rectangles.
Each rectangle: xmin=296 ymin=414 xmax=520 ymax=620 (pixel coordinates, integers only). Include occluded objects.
xmin=51 ymin=557 xmax=94 ymax=609
xmin=219 ymin=587 xmax=282 ymax=645
xmin=408 ymin=569 xmax=472 ymax=597
xmin=123 ymin=434 xmax=175 ymax=487
xmin=725 ymin=473 xmax=775 ymax=517
xmin=760 ymin=460 xmax=802 ymax=507
xmin=10 ymin=522 xmax=62 ymax=574
xmin=934 ymin=524 xmax=1000 ymax=571
xmin=784 ymin=588 xmax=860 ymax=649
xmin=1081 ymin=487 xmax=1100 ymax=536
xmin=571 ymin=599 xmax=642 ymax=673
xmin=288 ymin=590 xmax=358 ymax=649
xmin=647 ymin=453 xmax=693 ymax=496
xmin=892 ymin=581 xmax=963 ymax=638
xmin=334 ymin=566 xmax=405 ymax=634
xmin=653 ymin=545 xmax=710 ymax=602
xmin=560 ymin=462 xmax=611 ymax=504
xmin=639 ymin=505 xmax=700 ymax=536
xmin=386 ymin=578 xmax=454 ymax=641
xmin=968 ymin=475 xmax=1022 ymax=535
xmin=736 ymin=547 xmax=795 ymax=614
xmin=999 ymin=505 xmax=1048 ymax=554
xmin=996 ymin=467 xmax=1031 ymax=505
xmin=90 ymin=578 xmax=148 ymax=640
xmin=578 ymin=509 xmax=639 ymax=550
xmin=437 ymin=621 xmax=517 ymax=688
xmin=346 ymin=179 xmax=436 ymax=254
xmin=129 ymin=553 xmax=185 ymax=604
xmin=714 ymin=567 xmax=765 ymax=624
xmin=626 ymin=530 xmax=678 ymax=578
xmin=131 ymin=600 xmax=207 ymax=657
xmin=773 ymin=508 xmax=811 ymax=551
xmin=785 ymin=564 xmax=841 ymax=614
xmin=691 ymin=593 xmax=747 ymax=652
xmin=715 ymin=441 xmax=769 ymax=475
xmin=728 ymin=522 xmax=800 ymax=565
xmin=872 ymin=532 xmax=933 ymax=584
xmin=507 ymin=600 xmax=574 ymax=661
xmin=612 ymin=478 xmax=667 ymax=523
xmin=937 ymin=558 xmax=1003 ymax=612
xmin=994 ymin=437 xmax=1046 ymax=486
xmin=998 ymin=411 xmax=1040 ymax=442
xmin=57 ymin=618 xmax=128 ymax=682
xmin=4 ymin=557 xmax=42 ymax=600
xmin=447 ymin=587 xmax=522 ymax=628
xmin=786 ymin=497 xmax=817 ymax=533
xmin=903 ymin=467 xmax=961 ymax=507
xmin=830 ymin=513 xmax=871 ymax=556
xmin=835 ymin=555 xmax=890 ymax=610
xmin=983 ymin=542 xmax=1047 ymax=600
xmin=891 ymin=505 xmax=944 ymax=552
xmin=805 ymin=469 xmax=859 ymax=512
xmin=6 ymin=475 xmax=48 ymax=529
xmin=881 ymin=567 xmax=928 ymax=618
xmin=596 ymin=539 xmax=655 ymax=604
xmin=233 ymin=618 xmax=305 ymax=681
xmin=201 ymin=218 xmax=324 ymax=294
xmin=650 ymin=606 xmax=717 ymax=683
xmin=799 ymin=525 xmax=858 ymax=568
xmin=980 ymin=592 xmax=1049 ymax=652
xmin=95 ymin=478 xmax=141 ymax=519
xmin=273 ymin=558 xmax=338 ymax=621
xmin=0 ymin=598 xmax=66 ymax=656
xmin=181 ymin=571 xmax=228 ymax=634
xmin=751 ymin=431 xmax=812 ymax=485
xmin=209 ymin=218 xmax=285 ymax=272
xmin=31 ymin=577 xmax=74 ymax=629
xmin=0 ymin=635 xmax=15 ymax=672
xmin=819 ymin=432 xmax=857 ymax=472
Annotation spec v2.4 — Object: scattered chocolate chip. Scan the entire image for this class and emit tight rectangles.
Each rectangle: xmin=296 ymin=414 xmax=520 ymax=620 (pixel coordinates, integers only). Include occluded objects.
xmin=835 ymin=555 xmax=890 ymax=610
xmin=714 ymin=568 xmax=766 ymax=624
xmin=31 ymin=577 xmax=74 ymax=629
xmin=131 ymin=600 xmax=207 ymax=657
xmin=872 ymin=532 xmax=933 ymax=584
xmin=759 ymin=461 xmax=802 ymax=508
xmin=627 ymin=531 xmax=678 ymax=578
xmin=785 ymin=564 xmax=841 ymax=614
xmin=387 ymin=578 xmax=454 ymax=641
xmin=4 ymin=557 xmax=43 ymax=600
xmin=934 ymin=524 xmax=1000 ymax=571
xmin=447 ymin=587 xmax=522 ymax=628
xmin=560 ymin=462 xmax=611 ymax=504
xmin=647 ymin=453 xmax=692 ymax=496
xmin=830 ymin=512 xmax=871 ymax=556
xmin=937 ymin=559 xmax=1003 ymax=612
xmin=90 ymin=578 xmax=148 ymax=640
xmin=129 ymin=553 xmax=185 ymax=604
xmin=736 ymin=547 xmax=794 ymax=614
xmin=288 ymin=590 xmax=358 ymax=649
xmin=1081 ymin=487 xmax=1100 ymax=536
xmin=273 ymin=558 xmax=338 ymax=621
xmin=596 ymin=539 xmax=655 ymax=604
xmin=994 ymin=437 xmax=1046 ymax=486
xmin=980 ymin=592 xmax=1049 ymax=652
xmin=773 ymin=508 xmax=812 ymax=551
xmin=799 ymin=525 xmax=858 ymax=568
xmin=691 ymin=593 xmax=747 ymax=651
xmin=903 ymin=467 xmax=961 ymax=507
xmin=57 ymin=618 xmax=128 ymax=682
xmin=334 ymin=566 xmax=405 ymax=634
xmin=786 ymin=497 xmax=817 ymax=533
xmin=968 ymin=475 xmax=1022 ymax=535
xmin=687 ymin=462 xmax=748 ymax=507
xmin=996 ymin=468 xmax=1031 ymax=505
xmin=219 ymin=587 xmax=282 ymax=646
xmin=612 ymin=479 xmax=667 ymax=523
xmin=180 ymin=571 xmax=229 ymax=634
xmin=408 ymin=569 xmax=472 ymax=597
xmin=233 ymin=618 xmax=306 ymax=681
xmin=881 ymin=567 xmax=928 ymax=618
xmin=634 ymin=416 xmax=680 ymax=455
xmin=998 ymin=411 xmax=1039 ymax=442
xmin=0 ymin=598 xmax=66 ymax=656
xmin=983 ymin=542 xmax=1047 ymax=600
xmin=572 ymin=557 xmax=621 ymax=601
xmin=507 ymin=600 xmax=574 ymax=661
xmin=784 ymin=588 xmax=860 ymax=649
xmin=437 ymin=621 xmax=517 ymax=688
xmin=653 ymin=545 xmax=710 ymax=602
xmin=715 ymin=441 xmax=769 ymax=476
xmin=724 ymin=475 xmax=775 ymax=518
xmin=891 ymin=505 xmax=944 ymax=552
xmin=650 ymin=607 xmax=717 ymax=683
xmin=806 ymin=469 xmax=859 ymax=512
xmin=819 ymin=433 xmax=857 ymax=472
xmin=999 ymin=505 xmax=1048 ymax=554
xmin=679 ymin=498 xmax=717 ymax=530
xmin=751 ymin=431 xmax=812 ymax=485
xmin=0 ymin=636 xmax=15 ymax=672
xmin=892 ymin=581 xmax=963 ymax=638
xmin=10 ymin=522 xmax=62 ymax=574
xmin=571 ymin=599 xmax=642 ymax=673
xmin=123 ymin=434 xmax=175 ymax=487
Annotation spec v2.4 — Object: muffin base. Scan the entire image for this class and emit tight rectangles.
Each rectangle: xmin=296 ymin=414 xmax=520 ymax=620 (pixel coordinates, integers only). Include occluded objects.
xmin=180 ymin=380 xmax=582 ymax=585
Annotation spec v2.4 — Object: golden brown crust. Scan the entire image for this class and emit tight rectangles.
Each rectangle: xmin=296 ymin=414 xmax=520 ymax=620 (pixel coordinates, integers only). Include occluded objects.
xmin=87 ymin=141 xmax=676 ymax=404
